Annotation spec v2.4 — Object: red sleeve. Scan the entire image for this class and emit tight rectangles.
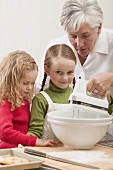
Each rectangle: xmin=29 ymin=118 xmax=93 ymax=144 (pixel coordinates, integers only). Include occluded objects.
xmin=0 ymin=101 xmax=37 ymax=148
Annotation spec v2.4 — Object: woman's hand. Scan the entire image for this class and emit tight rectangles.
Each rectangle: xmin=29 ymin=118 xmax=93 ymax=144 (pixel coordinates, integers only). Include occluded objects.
xmin=36 ymin=138 xmax=57 ymax=147
xmin=86 ymin=72 xmax=113 ymax=100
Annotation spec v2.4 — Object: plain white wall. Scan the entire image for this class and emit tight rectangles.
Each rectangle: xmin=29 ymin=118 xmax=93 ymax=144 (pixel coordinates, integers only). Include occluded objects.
xmin=0 ymin=0 xmax=113 ymax=65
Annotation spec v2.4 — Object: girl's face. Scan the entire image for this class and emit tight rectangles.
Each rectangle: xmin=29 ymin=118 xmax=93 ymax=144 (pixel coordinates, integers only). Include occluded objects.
xmin=21 ymin=69 xmax=38 ymax=98
xmin=45 ymin=57 xmax=75 ymax=89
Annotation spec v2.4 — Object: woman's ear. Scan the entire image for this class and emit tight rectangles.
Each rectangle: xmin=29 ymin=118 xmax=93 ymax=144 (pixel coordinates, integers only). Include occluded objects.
xmin=44 ymin=65 xmax=50 ymax=75
xmin=98 ymin=23 xmax=102 ymax=34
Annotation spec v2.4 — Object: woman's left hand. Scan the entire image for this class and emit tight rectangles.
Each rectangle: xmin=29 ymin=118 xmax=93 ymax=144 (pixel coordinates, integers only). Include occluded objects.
xmin=86 ymin=72 xmax=113 ymax=100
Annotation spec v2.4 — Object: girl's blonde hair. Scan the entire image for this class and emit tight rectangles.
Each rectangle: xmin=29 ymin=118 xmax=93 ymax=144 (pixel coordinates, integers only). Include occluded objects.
xmin=40 ymin=44 xmax=76 ymax=91
xmin=0 ymin=50 xmax=38 ymax=110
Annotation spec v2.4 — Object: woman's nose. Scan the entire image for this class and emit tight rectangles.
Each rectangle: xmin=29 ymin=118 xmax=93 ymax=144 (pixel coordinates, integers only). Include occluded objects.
xmin=75 ymin=37 xmax=84 ymax=47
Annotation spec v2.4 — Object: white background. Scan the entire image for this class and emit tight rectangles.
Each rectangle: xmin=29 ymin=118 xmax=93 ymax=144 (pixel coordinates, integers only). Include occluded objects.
xmin=0 ymin=0 xmax=113 ymax=65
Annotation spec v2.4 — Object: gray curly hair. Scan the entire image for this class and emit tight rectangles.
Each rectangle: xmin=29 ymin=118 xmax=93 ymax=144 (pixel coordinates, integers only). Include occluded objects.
xmin=60 ymin=0 xmax=103 ymax=32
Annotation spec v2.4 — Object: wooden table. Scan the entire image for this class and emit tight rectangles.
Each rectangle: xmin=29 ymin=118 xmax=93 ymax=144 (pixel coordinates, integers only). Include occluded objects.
xmin=15 ymin=144 xmax=113 ymax=170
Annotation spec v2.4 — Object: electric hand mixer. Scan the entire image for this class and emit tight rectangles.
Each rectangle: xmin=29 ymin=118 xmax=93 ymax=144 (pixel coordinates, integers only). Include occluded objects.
xmin=69 ymin=79 xmax=108 ymax=114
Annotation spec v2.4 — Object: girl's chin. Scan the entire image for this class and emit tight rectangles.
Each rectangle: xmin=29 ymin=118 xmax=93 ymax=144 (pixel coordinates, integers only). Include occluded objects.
xmin=59 ymin=85 xmax=69 ymax=89
xmin=23 ymin=95 xmax=28 ymax=98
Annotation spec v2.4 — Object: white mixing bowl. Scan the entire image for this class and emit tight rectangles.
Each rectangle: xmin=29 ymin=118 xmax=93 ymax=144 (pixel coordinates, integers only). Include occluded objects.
xmin=47 ymin=109 xmax=113 ymax=123
xmin=48 ymin=117 xmax=112 ymax=149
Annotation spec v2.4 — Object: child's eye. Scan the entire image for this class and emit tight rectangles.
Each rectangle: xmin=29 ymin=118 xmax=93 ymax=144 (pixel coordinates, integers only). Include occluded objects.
xmin=23 ymin=82 xmax=28 ymax=85
xmin=68 ymin=71 xmax=74 ymax=75
xmin=56 ymin=71 xmax=62 ymax=75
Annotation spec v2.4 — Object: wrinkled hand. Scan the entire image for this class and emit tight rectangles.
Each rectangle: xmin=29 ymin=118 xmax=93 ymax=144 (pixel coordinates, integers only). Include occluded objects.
xmin=36 ymin=138 xmax=57 ymax=147
xmin=86 ymin=72 xmax=113 ymax=101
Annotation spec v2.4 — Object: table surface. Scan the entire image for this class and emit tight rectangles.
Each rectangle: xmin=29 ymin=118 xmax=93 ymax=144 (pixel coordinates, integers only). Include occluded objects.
xmin=15 ymin=144 xmax=113 ymax=170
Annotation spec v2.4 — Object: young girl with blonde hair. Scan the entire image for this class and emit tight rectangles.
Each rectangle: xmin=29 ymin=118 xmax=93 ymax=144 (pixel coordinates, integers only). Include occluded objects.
xmin=28 ymin=44 xmax=76 ymax=142
xmin=0 ymin=50 xmax=55 ymax=148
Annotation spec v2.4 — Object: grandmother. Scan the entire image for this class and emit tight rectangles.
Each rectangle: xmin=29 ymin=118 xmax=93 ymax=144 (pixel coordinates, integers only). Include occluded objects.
xmin=37 ymin=0 xmax=113 ymax=111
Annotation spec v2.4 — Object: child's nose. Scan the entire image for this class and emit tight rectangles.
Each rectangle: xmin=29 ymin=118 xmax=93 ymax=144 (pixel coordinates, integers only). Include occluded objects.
xmin=27 ymin=84 xmax=32 ymax=90
xmin=62 ymin=74 xmax=68 ymax=80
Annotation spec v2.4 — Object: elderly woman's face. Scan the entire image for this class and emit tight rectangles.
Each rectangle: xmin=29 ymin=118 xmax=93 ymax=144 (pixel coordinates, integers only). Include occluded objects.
xmin=68 ymin=23 xmax=101 ymax=58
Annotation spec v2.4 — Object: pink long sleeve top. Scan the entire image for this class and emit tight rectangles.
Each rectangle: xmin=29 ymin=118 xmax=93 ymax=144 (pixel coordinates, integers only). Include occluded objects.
xmin=0 ymin=99 xmax=37 ymax=149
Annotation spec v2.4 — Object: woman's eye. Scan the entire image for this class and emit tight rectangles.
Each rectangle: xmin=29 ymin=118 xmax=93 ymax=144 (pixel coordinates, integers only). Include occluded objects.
xmin=83 ymin=34 xmax=90 ymax=38
xmin=71 ymin=36 xmax=77 ymax=39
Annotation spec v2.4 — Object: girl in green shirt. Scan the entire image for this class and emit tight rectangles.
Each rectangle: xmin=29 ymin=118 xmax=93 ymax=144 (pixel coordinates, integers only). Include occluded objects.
xmin=28 ymin=44 xmax=76 ymax=142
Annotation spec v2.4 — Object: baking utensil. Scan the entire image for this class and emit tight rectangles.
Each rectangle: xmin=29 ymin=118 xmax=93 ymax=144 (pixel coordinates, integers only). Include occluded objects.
xmin=24 ymin=148 xmax=100 ymax=169
xmin=0 ymin=148 xmax=44 ymax=170
xmin=69 ymin=79 xmax=108 ymax=113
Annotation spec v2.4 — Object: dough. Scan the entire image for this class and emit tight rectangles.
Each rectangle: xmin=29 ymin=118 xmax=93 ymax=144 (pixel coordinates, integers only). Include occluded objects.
xmin=0 ymin=156 xmax=29 ymax=165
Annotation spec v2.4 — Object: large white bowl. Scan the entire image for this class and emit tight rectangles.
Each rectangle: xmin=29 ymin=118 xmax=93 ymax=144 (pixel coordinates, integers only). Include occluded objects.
xmin=48 ymin=118 xmax=112 ymax=149
xmin=47 ymin=109 xmax=113 ymax=123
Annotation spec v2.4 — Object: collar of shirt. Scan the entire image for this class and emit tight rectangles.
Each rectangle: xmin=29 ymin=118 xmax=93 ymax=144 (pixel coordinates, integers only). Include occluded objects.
xmin=94 ymin=28 xmax=108 ymax=54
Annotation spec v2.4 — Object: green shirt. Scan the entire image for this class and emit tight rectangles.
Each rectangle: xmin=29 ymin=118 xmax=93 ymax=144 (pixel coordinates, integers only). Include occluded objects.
xmin=27 ymin=81 xmax=73 ymax=138
xmin=108 ymin=95 xmax=113 ymax=115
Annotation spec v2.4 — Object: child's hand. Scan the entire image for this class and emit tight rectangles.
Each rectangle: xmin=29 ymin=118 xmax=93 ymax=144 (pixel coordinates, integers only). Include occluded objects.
xmin=18 ymin=144 xmax=24 ymax=148
xmin=36 ymin=138 xmax=57 ymax=147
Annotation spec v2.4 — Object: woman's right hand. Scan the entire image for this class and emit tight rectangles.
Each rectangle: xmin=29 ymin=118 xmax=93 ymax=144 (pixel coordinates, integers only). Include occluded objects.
xmin=36 ymin=138 xmax=57 ymax=147
xmin=86 ymin=72 xmax=113 ymax=98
